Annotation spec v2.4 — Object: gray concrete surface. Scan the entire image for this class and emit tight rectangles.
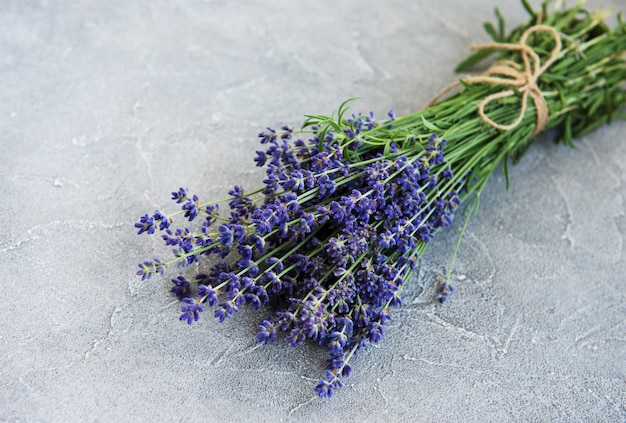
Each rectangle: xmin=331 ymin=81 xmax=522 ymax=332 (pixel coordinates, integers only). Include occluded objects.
xmin=1 ymin=0 xmax=625 ymax=421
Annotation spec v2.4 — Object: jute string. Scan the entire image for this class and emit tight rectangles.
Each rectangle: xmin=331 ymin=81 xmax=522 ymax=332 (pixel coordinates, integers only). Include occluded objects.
xmin=427 ymin=25 xmax=562 ymax=136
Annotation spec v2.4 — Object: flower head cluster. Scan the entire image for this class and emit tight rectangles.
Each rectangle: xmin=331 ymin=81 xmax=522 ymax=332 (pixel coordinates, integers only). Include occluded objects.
xmin=135 ymin=109 xmax=465 ymax=397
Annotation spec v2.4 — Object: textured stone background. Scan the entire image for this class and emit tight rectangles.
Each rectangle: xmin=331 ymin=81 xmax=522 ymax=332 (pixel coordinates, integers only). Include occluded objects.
xmin=1 ymin=0 xmax=625 ymax=421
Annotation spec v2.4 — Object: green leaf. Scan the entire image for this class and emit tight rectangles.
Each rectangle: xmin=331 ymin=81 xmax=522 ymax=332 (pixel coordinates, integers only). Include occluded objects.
xmin=541 ymin=1 xmax=549 ymax=23
xmin=337 ymin=97 xmax=360 ymax=125
xmin=455 ymin=49 xmax=494 ymax=73
xmin=383 ymin=141 xmax=391 ymax=157
xmin=421 ymin=116 xmax=442 ymax=132
xmin=494 ymin=7 xmax=505 ymax=41
xmin=484 ymin=22 xmax=499 ymax=41
xmin=552 ymin=3 xmax=584 ymax=31
xmin=502 ymin=153 xmax=511 ymax=190
xmin=511 ymin=141 xmax=533 ymax=164
xmin=302 ymin=115 xmax=323 ymax=129
xmin=605 ymin=84 xmax=613 ymax=125
xmin=588 ymin=93 xmax=606 ymax=117
xmin=344 ymin=146 xmax=360 ymax=163
xmin=521 ymin=0 xmax=536 ymax=20
xmin=563 ymin=114 xmax=574 ymax=148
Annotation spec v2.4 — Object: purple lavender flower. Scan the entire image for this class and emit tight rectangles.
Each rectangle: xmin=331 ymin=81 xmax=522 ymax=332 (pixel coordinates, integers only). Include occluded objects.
xmin=136 ymin=258 xmax=166 ymax=280
xmin=315 ymin=370 xmax=344 ymax=398
xmin=180 ymin=298 xmax=204 ymax=325
xmin=135 ymin=214 xmax=155 ymax=235
xmin=171 ymin=187 xmax=188 ymax=203
xmin=434 ymin=282 xmax=454 ymax=303
xmin=153 ymin=210 xmax=171 ymax=230
xmin=258 ymin=127 xmax=277 ymax=144
xmin=198 ymin=284 xmax=219 ymax=306
xmin=214 ymin=301 xmax=238 ymax=322
xmin=171 ymin=276 xmax=191 ymax=299
xmin=218 ymin=224 xmax=234 ymax=246
xmin=182 ymin=195 xmax=200 ymax=221
xmin=257 ymin=320 xmax=277 ymax=344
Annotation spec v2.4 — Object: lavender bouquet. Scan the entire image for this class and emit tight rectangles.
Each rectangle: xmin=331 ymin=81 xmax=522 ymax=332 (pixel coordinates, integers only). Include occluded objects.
xmin=134 ymin=1 xmax=626 ymax=397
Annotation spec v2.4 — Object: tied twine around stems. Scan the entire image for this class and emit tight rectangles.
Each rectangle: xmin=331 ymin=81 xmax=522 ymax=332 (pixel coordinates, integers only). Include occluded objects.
xmin=428 ymin=25 xmax=562 ymax=136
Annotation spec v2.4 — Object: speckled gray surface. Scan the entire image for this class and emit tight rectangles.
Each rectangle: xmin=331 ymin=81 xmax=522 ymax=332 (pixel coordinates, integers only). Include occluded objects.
xmin=1 ymin=0 xmax=625 ymax=421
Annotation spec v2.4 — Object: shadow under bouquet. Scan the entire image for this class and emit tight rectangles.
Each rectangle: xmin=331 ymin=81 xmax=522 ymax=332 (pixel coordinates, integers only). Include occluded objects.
xmin=134 ymin=0 xmax=626 ymax=397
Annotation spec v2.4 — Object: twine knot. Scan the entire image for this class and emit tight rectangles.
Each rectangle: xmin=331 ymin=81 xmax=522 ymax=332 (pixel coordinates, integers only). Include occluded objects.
xmin=427 ymin=25 xmax=562 ymax=136
xmin=464 ymin=25 xmax=562 ymax=135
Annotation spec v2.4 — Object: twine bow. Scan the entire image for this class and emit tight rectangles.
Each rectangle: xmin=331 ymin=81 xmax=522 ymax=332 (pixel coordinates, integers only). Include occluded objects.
xmin=427 ymin=25 xmax=562 ymax=136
